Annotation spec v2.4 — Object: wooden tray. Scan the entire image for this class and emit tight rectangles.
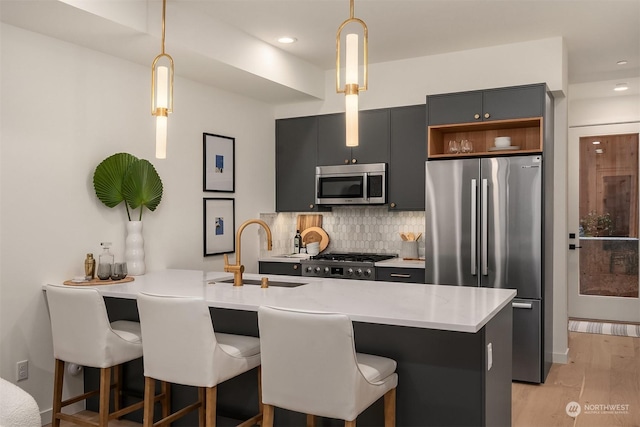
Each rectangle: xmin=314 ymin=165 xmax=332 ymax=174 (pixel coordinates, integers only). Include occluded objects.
xmin=63 ymin=277 xmax=135 ymax=286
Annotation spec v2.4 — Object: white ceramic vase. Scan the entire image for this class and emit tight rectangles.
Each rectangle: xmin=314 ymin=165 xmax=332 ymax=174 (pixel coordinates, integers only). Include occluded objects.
xmin=125 ymin=221 xmax=145 ymax=275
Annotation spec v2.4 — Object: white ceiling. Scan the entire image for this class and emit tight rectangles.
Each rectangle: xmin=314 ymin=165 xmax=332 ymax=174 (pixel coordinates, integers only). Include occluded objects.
xmin=2 ymin=0 xmax=639 ymax=103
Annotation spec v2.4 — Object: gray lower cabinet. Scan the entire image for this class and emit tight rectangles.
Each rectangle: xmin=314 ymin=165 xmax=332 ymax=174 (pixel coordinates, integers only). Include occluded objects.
xmin=388 ymin=104 xmax=426 ymax=211
xmin=317 ymin=109 xmax=390 ymax=166
xmin=427 ymin=83 xmax=546 ymax=126
xmin=275 ymin=116 xmax=320 ymax=212
xmin=376 ymin=266 xmax=425 ymax=283
xmin=259 ymin=261 xmax=302 ymax=276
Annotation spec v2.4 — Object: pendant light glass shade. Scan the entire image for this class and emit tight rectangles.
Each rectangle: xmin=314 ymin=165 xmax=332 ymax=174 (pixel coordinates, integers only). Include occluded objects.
xmin=151 ymin=0 xmax=173 ymax=159
xmin=336 ymin=0 xmax=368 ymax=148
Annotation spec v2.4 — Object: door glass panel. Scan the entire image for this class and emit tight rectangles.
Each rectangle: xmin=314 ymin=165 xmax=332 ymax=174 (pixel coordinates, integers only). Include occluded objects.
xmin=578 ymin=134 xmax=639 ymax=298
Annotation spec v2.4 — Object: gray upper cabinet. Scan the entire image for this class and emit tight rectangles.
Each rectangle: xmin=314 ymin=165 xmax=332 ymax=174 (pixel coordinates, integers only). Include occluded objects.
xmin=318 ymin=109 xmax=390 ymax=165
xmin=276 ymin=116 xmax=320 ymax=212
xmin=388 ymin=104 xmax=426 ymax=211
xmin=427 ymin=84 xmax=546 ymax=126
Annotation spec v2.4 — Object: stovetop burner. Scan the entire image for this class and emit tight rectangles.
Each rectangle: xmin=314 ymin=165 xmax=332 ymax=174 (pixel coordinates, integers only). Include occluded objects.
xmin=302 ymin=252 xmax=397 ymax=280
xmin=310 ymin=252 xmax=397 ymax=263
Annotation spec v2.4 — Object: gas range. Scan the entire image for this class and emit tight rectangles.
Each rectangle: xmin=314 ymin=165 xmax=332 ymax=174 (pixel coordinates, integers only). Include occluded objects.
xmin=301 ymin=252 xmax=397 ymax=280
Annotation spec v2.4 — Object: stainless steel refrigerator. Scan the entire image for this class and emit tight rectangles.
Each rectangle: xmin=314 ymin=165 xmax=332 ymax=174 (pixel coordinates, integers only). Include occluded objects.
xmin=425 ymin=155 xmax=547 ymax=383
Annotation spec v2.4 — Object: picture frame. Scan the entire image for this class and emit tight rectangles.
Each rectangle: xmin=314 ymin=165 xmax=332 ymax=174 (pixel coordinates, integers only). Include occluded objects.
xmin=203 ymin=198 xmax=235 ymax=256
xmin=203 ymin=133 xmax=235 ymax=192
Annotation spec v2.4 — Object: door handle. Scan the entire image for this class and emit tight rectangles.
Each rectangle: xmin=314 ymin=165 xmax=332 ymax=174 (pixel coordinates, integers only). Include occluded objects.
xmin=569 ymin=244 xmax=582 ymax=250
xmin=471 ymin=179 xmax=477 ymax=275
xmin=512 ymin=302 xmax=533 ymax=309
xmin=481 ymin=179 xmax=488 ymax=276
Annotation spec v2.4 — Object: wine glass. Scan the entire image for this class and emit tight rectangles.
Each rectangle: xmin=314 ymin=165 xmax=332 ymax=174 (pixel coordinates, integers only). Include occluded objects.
xmin=448 ymin=140 xmax=460 ymax=154
xmin=460 ymin=139 xmax=473 ymax=153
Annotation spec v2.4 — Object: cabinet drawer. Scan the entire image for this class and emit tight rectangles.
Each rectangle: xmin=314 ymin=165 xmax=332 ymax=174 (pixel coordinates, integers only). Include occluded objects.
xmin=376 ymin=267 xmax=425 ymax=283
xmin=259 ymin=261 xmax=302 ymax=276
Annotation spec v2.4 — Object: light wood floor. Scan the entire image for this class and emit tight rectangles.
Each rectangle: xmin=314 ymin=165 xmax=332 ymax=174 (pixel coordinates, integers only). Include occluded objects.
xmin=46 ymin=332 xmax=639 ymax=427
xmin=513 ymin=331 xmax=640 ymax=427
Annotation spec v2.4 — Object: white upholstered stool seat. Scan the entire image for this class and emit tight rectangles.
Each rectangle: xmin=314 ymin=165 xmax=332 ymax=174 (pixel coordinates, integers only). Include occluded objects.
xmin=258 ymin=306 xmax=398 ymax=427
xmin=216 ymin=332 xmax=261 ymax=358
xmin=136 ymin=292 xmax=263 ymax=427
xmin=45 ymin=284 xmax=167 ymax=427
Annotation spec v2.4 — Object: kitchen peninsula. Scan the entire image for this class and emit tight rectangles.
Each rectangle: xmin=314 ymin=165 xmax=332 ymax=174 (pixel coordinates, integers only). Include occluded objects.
xmin=70 ymin=269 xmax=515 ymax=426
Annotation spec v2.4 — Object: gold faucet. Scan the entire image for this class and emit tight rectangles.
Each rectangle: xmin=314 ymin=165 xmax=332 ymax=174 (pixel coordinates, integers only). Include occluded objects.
xmin=224 ymin=219 xmax=273 ymax=286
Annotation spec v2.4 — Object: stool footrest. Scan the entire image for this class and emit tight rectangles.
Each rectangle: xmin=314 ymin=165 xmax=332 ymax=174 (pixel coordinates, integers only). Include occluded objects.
xmin=237 ymin=412 xmax=263 ymax=427
xmin=153 ymin=401 xmax=202 ymax=426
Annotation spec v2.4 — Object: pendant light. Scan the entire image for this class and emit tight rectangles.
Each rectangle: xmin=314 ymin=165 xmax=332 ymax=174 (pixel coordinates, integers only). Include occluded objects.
xmin=336 ymin=0 xmax=368 ymax=147
xmin=151 ymin=0 xmax=174 ymax=159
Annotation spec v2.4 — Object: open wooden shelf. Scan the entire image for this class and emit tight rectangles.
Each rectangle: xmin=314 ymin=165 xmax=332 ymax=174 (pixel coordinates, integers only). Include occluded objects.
xmin=428 ymin=117 xmax=543 ymax=158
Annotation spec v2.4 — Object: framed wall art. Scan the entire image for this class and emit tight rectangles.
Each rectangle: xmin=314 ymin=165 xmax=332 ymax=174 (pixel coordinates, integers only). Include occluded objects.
xmin=203 ymin=133 xmax=235 ymax=192
xmin=203 ymin=198 xmax=235 ymax=256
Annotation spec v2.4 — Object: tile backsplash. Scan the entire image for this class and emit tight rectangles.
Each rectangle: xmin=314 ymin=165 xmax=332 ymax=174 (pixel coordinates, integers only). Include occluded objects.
xmin=260 ymin=207 xmax=425 ymax=257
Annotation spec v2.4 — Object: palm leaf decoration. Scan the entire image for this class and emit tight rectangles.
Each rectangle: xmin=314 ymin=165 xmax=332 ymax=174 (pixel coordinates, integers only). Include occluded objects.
xmin=122 ymin=159 xmax=163 ymax=221
xmin=93 ymin=153 xmax=163 ymax=221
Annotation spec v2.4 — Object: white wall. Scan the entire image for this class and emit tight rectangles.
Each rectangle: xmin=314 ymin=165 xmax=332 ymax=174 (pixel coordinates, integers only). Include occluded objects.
xmin=274 ymin=37 xmax=566 ymax=118
xmin=0 ymin=23 xmax=275 ymax=423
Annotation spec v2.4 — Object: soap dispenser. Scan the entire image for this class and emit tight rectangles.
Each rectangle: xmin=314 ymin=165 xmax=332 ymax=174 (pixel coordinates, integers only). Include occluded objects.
xmin=97 ymin=242 xmax=114 ymax=280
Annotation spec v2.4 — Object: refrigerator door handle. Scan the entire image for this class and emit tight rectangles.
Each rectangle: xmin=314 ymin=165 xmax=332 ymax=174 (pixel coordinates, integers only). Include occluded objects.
xmin=471 ymin=179 xmax=477 ymax=275
xmin=481 ymin=178 xmax=488 ymax=276
xmin=512 ymin=302 xmax=533 ymax=309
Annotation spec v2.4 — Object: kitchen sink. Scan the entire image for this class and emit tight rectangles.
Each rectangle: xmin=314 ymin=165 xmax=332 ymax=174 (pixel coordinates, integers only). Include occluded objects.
xmin=216 ymin=278 xmax=308 ymax=288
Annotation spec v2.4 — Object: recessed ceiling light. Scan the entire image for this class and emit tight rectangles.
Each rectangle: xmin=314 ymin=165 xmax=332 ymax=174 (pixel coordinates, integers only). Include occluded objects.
xmin=277 ymin=36 xmax=297 ymax=44
xmin=617 ymin=60 xmax=628 ymax=65
xmin=592 ymin=141 xmax=600 ymax=145
xmin=614 ymin=83 xmax=629 ymax=92
xmin=595 ymin=148 xmax=604 ymax=154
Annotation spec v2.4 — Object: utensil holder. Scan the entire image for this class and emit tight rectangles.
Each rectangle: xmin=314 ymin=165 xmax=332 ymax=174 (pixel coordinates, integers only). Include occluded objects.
xmin=400 ymin=241 xmax=418 ymax=259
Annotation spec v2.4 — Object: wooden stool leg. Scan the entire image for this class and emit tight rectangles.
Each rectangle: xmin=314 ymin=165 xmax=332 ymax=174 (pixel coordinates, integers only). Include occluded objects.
xmin=161 ymin=381 xmax=171 ymax=421
xmin=98 ymin=367 xmax=111 ymax=427
xmin=143 ymin=377 xmax=155 ymax=427
xmin=113 ymin=364 xmax=122 ymax=413
xmin=257 ymin=366 xmax=263 ymax=415
xmin=306 ymin=414 xmax=317 ymax=427
xmin=383 ymin=387 xmax=396 ymax=427
xmin=205 ymin=386 xmax=217 ymax=427
xmin=198 ymin=387 xmax=205 ymax=427
xmin=51 ymin=359 xmax=64 ymax=427
xmin=345 ymin=419 xmax=356 ymax=427
xmin=263 ymin=404 xmax=275 ymax=427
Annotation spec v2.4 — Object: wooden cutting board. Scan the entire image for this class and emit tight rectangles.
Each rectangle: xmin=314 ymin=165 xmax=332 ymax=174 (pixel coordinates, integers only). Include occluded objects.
xmin=296 ymin=214 xmax=323 ymax=232
xmin=301 ymin=226 xmax=330 ymax=252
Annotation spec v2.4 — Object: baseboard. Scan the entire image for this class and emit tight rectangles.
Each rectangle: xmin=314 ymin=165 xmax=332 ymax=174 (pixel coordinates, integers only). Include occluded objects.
xmin=40 ymin=408 xmax=51 ymax=426
xmin=553 ymin=348 xmax=569 ymax=364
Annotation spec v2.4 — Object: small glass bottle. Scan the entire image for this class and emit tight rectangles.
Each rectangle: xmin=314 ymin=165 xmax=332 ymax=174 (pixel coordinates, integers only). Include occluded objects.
xmin=97 ymin=242 xmax=114 ymax=280
xmin=293 ymin=230 xmax=302 ymax=253
xmin=84 ymin=253 xmax=95 ymax=280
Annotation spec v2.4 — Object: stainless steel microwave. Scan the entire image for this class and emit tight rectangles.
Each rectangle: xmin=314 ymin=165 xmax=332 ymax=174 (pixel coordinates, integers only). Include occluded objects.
xmin=315 ymin=163 xmax=387 ymax=205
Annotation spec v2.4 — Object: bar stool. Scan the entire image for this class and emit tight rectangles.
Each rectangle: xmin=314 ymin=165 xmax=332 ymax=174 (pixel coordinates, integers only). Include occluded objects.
xmin=45 ymin=284 xmax=167 ymax=427
xmin=136 ymin=292 xmax=263 ymax=427
xmin=257 ymin=306 xmax=398 ymax=427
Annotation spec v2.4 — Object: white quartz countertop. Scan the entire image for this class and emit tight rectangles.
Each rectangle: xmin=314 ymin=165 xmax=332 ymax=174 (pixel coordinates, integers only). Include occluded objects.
xmin=375 ymin=258 xmax=425 ymax=268
xmin=51 ymin=269 xmax=515 ymax=333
